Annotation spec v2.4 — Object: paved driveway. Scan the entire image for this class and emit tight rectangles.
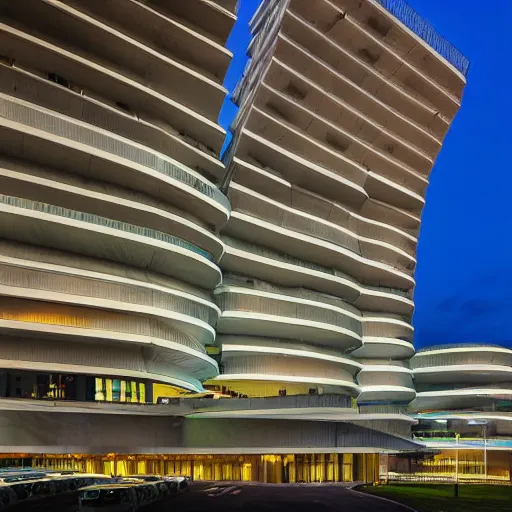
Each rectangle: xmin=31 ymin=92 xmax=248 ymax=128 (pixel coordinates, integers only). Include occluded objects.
xmin=148 ymin=481 xmax=414 ymax=512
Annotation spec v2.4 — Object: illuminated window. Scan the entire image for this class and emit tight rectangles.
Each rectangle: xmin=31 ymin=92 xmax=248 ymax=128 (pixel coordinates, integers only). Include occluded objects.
xmin=93 ymin=377 xmax=147 ymax=404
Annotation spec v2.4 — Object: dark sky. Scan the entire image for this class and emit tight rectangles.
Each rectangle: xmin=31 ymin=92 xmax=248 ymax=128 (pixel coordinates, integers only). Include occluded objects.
xmin=219 ymin=0 xmax=511 ymax=349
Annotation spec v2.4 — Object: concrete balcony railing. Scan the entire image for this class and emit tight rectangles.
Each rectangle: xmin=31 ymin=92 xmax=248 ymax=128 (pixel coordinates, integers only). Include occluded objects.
xmin=2 ymin=0 xmax=228 ymax=122
xmin=244 ymin=97 xmax=429 ymax=206
xmin=229 ymin=158 xmax=420 ymax=239
xmin=0 ymin=24 xmax=225 ymax=153
xmin=414 ymin=365 xmax=512 ymax=387
xmin=0 ymin=259 xmax=219 ymax=345
xmin=345 ymin=0 xmax=469 ymax=85
xmin=214 ymin=285 xmax=362 ymax=350
xmin=219 ymin=335 xmax=362 ymax=376
xmin=290 ymin=0 xmax=462 ymax=116
xmin=357 ymin=364 xmax=415 ymax=404
xmin=262 ymin=59 xmax=436 ymax=166
xmin=224 ymin=211 xmax=415 ymax=289
xmin=0 ymin=297 xmax=218 ymax=381
xmin=350 ymin=337 xmax=415 ymax=360
xmin=362 ymin=313 xmax=413 ymax=341
xmin=269 ymin=35 xmax=444 ymax=151
xmin=213 ymin=352 xmax=361 ymax=396
xmin=0 ymin=239 xmax=218 ymax=305
xmin=357 ymin=385 xmax=416 ymax=404
xmin=0 ymin=161 xmax=224 ymax=261
xmin=58 ymin=0 xmax=233 ymax=83
xmin=411 ymin=387 xmax=512 ymax=413
xmin=220 ymin=236 xmax=414 ymax=315
xmin=187 ymin=393 xmax=355 ymax=415
xmin=0 ymin=94 xmax=230 ymax=226
xmin=228 ymin=183 xmax=416 ymax=273
xmin=0 ymin=194 xmax=222 ymax=288
xmin=0 ymin=64 xmax=226 ymax=181
xmin=411 ymin=345 xmax=512 ymax=369
xmin=228 ymin=182 xmax=417 ymax=258
xmin=0 ymin=335 xmax=213 ymax=391
xmin=234 ymin=112 xmax=426 ymax=214
xmin=279 ymin=11 xmax=448 ymax=135
xmin=234 ymin=128 xmax=368 ymax=208
xmin=144 ymin=0 xmax=237 ymax=46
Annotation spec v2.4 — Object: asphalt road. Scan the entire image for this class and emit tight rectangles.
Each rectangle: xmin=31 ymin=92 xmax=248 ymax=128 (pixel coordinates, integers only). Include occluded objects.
xmin=146 ymin=481 xmax=414 ymax=512
xmin=14 ymin=481 xmax=414 ymax=511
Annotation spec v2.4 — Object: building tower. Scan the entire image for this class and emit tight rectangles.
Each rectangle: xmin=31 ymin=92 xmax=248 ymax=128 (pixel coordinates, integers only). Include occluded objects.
xmin=0 ymin=0 xmax=236 ymax=400
xmin=211 ymin=0 xmax=468 ymax=434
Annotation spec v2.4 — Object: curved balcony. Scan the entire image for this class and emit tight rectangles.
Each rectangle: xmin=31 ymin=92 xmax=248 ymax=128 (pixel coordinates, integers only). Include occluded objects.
xmin=411 ymin=345 xmax=512 ymax=369
xmin=0 ymin=258 xmax=219 ymax=346
xmin=220 ymin=236 xmax=414 ymax=315
xmin=56 ymin=0 xmax=233 ymax=83
xmin=349 ymin=337 xmax=415 ymax=360
xmin=337 ymin=0 xmax=468 ymax=96
xmin=360 ymin=197 xmax=420 ymax=233
xmin=234 ymin=130 xmax=368 ymax=209
xmin=214 ymin=285 xmax=362 ymax=351
xmin=290 ymin=0 xmax=462 ymax=117
xmin=0 ymin=297 xmax=218 ymax=382
xmin=270 ymin=34 xmax=442 ymax=155
xmin=414 ymin=365 xmax=512 ymax=386
xmin=357 ymin=385 xmax=416 ymax=404
xmin=227 ymin=183 xmax=416 ymax=274
xmin=0 ymin=239 xmax=220 ymax=314
xmin=0 ymin=334 xmax=209 ymax=392
xmin=0 ymin=93 xmax=230 ymax=226
xmin=219 ymin=335 xmax=362 ymax=376
xmin=145 ymin=0 xmax=237 ymax=46
xmin=354 ymin=287 xmax=413 ymax=316
xmin=362 ymin=313 xmax=413 ymax=342
xmin=263 ymin=58 xmax=436 ymax=168
xmin=0 ymin=64 xmax=226 ymax=181
xmin=240 ymin=107 xmax=425 ymax=212
xmin=224 ymin=212 xmax=414 ymax=290
xmin=412 ymin=387 xmax=512 ymax=413
xmin=3 ymin=0 xmax=227 ymax=122
xmin=212 ymin=348 xmax=360 ymax=397
xmin=229 ymin=165 xmax=418 ymax=254
xmin=0 ymin=22 xmax=225 ymax=153
xmin=0 ymin=194 xmax=221 ymax=289
xmin=279 ymin=10 xmax=447 ymax=136
xmin=252 ymin=82 xmax=432 ymax=188
xmin=356 ymin=364 xmax=415 ymax=404
xmin=0 ymin=160 xmax=224 ymax=261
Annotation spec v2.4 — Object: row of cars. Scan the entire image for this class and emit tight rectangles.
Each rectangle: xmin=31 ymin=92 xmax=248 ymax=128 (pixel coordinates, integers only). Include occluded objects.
xmin=79 ymin=475 xmax=190 ymax=511
xmin=0 ymin=467 xmax=190 ymax=510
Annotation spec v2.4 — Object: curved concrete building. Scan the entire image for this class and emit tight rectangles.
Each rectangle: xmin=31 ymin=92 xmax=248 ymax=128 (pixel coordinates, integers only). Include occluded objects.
xmin=0 ymin=0 xmax=472 ymax=483
xmin=211 ymin=0 xmax=467 ymax=423
xmin=411 ymin=345 xmax=512 ymax=411
xmin=0 ymin=0 xmax=236 ymax=395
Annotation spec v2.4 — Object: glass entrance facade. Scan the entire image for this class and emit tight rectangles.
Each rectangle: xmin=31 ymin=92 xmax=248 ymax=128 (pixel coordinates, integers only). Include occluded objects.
xmin=0 ymin=453 xmax=380 ymax=484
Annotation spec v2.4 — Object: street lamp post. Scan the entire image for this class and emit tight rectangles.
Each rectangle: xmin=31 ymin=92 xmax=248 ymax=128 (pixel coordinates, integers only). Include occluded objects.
xmin=483 ymin=424 xmax=487 ymax=481
xmin=455 ymin=433 xmax=459 ymax=483
xmin=454 ymin=433 xmax=460 ymax=498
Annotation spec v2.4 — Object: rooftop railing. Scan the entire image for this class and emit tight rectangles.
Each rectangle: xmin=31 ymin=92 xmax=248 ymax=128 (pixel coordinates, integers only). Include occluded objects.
xmin=375 ymin=0 xmax=469 ymax=77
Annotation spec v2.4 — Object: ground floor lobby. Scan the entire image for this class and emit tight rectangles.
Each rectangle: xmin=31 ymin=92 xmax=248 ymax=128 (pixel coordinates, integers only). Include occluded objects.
xmin=0 ymin=453 xmax=380 ymax=484
xmin=386 ymin=449 xmax=512 ymax=482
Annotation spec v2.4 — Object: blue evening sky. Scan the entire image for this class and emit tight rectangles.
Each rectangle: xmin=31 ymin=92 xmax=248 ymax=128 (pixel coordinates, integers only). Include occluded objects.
xmin=219 ymin=1 xmax=511 ymax=349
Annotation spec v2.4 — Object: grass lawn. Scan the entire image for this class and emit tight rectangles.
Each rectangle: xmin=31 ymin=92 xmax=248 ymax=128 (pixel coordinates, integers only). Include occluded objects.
xmin=360 ymin=484 xmax=512 ymax=512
